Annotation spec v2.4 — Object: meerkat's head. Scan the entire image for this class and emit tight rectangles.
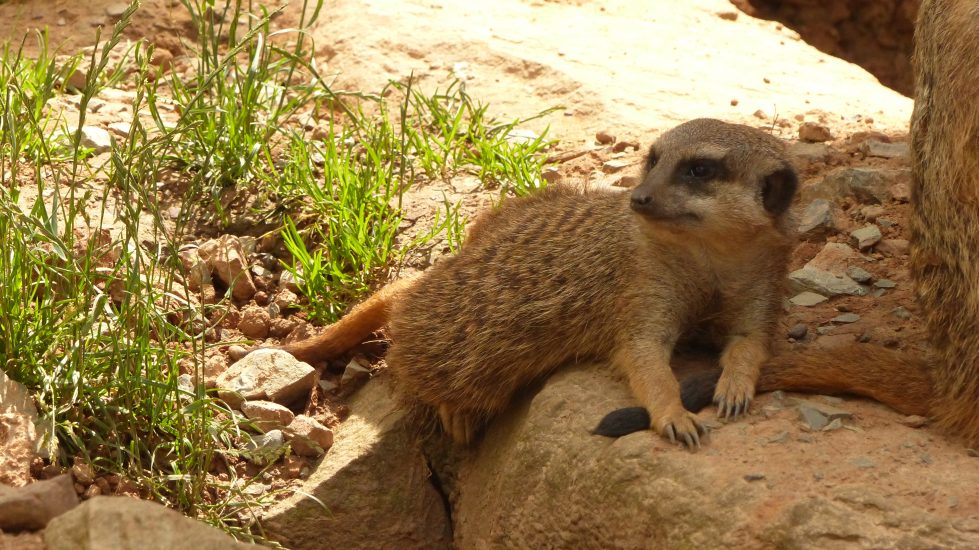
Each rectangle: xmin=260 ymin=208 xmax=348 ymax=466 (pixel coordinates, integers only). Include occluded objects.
xmin=629 ymin=118 xmax=797 ymax=239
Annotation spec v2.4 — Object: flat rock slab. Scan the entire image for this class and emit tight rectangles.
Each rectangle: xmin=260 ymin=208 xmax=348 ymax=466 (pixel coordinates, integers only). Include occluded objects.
xmin=43 ymin=496 xmax=254 ymax=549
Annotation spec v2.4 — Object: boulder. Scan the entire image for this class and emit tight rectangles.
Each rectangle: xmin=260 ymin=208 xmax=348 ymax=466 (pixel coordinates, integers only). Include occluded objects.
xmin=197 ymin=235 xmax=256 ymax=302
xmin=1 ymin=371 xmax=41 ymax=485
xmin=450 ymin=364 xmax=979 ymax=548
xmin=0 ymin=474 xmax=79 ymax=531
xmin=216 ymin=349 xmax=315 ymax=408
xmin=43 ymin=496 xmax=254 ymax=549
xmin=262 ymin=379 xmax=451 ymax=549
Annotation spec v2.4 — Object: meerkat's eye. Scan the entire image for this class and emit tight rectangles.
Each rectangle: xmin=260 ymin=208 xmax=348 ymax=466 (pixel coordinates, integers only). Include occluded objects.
xmin=688 ymin=162 xmax=716 ymax=179
xmin=645 ymin=153 xmax=659 ymax=171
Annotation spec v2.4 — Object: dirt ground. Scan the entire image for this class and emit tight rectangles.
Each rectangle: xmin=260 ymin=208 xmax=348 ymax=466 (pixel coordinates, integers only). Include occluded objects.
xmin=2 ymin=0 xmax=977 ymax=541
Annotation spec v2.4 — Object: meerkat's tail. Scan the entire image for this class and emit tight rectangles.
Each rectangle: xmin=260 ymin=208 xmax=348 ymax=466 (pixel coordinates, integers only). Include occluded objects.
xmin=753 ymin=344 xmax=933 ymax=416
xmin=276 ymin=276 xmax=417 ymax=363
xmin=593 ymin=344 xmax=934 ymax=438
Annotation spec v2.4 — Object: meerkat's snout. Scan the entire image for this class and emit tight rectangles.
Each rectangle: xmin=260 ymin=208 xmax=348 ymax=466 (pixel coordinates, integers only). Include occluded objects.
xmin=629 ymin=189 xmax=670 ymax=219
xmin=629 ymin=191 xmax=653 ymax=210
xmin=629 ymin=183 xmax=699 ymax=223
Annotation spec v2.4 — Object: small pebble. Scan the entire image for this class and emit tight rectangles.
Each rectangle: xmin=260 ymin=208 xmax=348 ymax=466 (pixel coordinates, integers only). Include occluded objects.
xmin=787 ymin=324 xmax=808 ymax=340
xmin=602 ymin=159 xmax=631 ymax=173
xmin=891 ymin=306 xmax=912 ymax=320
xmin=846 ymin=266 xmax=873 ymax=284
xmin=851 ymin=457 xmax=875 ymax=469
xmin=830 ymin=313 xmax=860 ymax=324
xmin=899 ymin=415 xmax=929 ymax=428
xmin=743 ymin=473 xmax=766 ymax=481
xmin=595 ymin=130 xmax=616 ymax=145
xmin=105 ymin=2 xmax=129 ymax=17
xmin=799 ymin=405 xmax=829 ymax=430
xmin=822 ymin=418 xmax=844 ymax=431
xmin=850 ymin=224 xmax=882 ymax=250
xmin=227 ymin=345 xmax=249 ymax=362
xmin=799 ymin=122 xmax=833 ymax=142
xmin=790 ymin=292 xmax=827 ymax=307
xmin=874 ymin=279 xmax=897 ymax=289
xmin=766 ymin=431 xmax=789 ymax=444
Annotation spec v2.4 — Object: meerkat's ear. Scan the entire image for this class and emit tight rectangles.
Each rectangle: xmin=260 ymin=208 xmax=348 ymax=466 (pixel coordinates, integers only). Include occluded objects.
xmin=761 ymin=163 xmax=798 ymax=215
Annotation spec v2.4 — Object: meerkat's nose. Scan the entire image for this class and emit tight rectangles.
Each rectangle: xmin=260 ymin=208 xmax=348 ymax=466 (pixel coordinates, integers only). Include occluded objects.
xmin=630 ymin=193 xmax=653 ymax=210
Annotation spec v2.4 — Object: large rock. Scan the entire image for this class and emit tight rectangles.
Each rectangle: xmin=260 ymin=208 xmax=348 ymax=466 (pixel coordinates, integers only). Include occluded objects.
xmin=0 ymin=474 xmax=79 ymax=531
xmin=0 ymin=370 xmax=45 ymax=485
xmin=197 ymin=235 xmax=256 ymax=302
xmin=0 ymin=412 xmax=35 ymax=488
xmin=451 ymin=363 xmax=979 ymax=548
xmin=801 ymin=167 xmax=894 ymax=204
xmin=262 ymin=379 xmax=451 ymax=549
xmin=788 ymin=267 xmax=867 ymax=297
xmin=797 ymin=198 xmax=843 ymax=241
xmin=217 ymin=349 xmax=315 ymax=408
xmin=43 ymin=496 xmax=254 ymax=549
xmin=0 ymin=370 xmax=36 ymax=417
xmin=788 ymin=243 xmax=868 ymax=297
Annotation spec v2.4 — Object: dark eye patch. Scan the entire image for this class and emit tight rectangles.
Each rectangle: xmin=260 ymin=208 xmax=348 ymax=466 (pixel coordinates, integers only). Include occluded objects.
xmin=645 ymin=148 xmax=659 ymax=171
xmin=676 ymin=157 xmax=726 ymax=191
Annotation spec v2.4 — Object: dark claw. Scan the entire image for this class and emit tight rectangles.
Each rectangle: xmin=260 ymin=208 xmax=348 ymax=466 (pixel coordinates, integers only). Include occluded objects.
xmin=666 ymin=424 xmax=677 ymax=444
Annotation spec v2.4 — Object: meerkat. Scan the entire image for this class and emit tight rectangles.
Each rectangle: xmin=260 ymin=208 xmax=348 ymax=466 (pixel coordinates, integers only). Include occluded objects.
xmin=277 ymin=118 xmax=798 ymax=448
xmin=606 ymin=0 xmax=979 ymax=449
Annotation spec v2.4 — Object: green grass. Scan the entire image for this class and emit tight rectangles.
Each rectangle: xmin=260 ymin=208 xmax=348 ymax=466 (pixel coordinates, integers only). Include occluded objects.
xmin=272 ymin=77 xmax=556 ymax=323
xmin=0 ymin=0 xmax=556 ymax=542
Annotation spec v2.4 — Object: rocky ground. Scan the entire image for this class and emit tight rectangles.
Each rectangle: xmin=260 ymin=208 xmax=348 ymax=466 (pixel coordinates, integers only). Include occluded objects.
xmin=2 ymin=0 xmax=977 ymax=548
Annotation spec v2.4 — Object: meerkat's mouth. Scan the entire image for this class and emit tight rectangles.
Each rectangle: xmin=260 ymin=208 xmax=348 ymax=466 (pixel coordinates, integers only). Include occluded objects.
xmin=633 ymin=207 xmax=701 ymax=224
xmin=629 ymin=197 xmax=700 ymax=224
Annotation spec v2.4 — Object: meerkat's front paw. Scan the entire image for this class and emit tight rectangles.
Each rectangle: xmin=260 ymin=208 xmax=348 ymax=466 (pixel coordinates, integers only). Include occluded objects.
xmin=438 ymin=403 xmax=476 ymax=445
xmin=652 ymin=406 xmax=708 ymax=449
xmin=713 ymin=370 xmax=756 ymax=420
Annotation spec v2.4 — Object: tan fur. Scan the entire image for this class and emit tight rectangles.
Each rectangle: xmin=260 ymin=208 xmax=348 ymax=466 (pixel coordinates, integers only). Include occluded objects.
xmin=754 ymin=0 xmax=979 ymax=448
xmin=280 ymin=119 xmax=797 ymax=447
xmin=757 ymin=347 xmax=932 ymax=417
xmin=278 ymin=276 xmax=416 ymax=362
xmin=908 ymin=0 xmax=979 ymax=444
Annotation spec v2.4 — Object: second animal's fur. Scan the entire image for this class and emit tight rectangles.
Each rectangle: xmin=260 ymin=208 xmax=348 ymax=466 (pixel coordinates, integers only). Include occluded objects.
xmin=280 ymin=118 xmax=798 ymax=448
xmin=630 ymin=0 xmax=979 ymax=450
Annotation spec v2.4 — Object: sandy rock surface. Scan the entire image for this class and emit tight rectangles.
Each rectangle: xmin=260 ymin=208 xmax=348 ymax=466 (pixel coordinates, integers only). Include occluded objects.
xmin=312 ymin=0 xmax=911 ymax=142
xmin=451 ymin=364 xmax=979 ymax=548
